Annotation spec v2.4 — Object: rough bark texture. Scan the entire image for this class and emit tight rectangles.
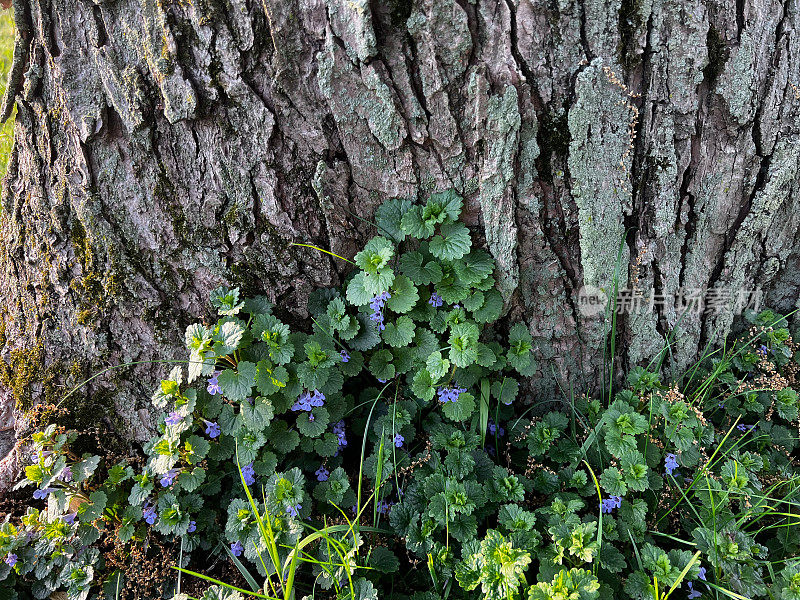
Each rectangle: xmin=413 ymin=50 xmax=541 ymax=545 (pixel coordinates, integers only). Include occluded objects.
xmin=2 ymin=0 xmax=800 ymax=480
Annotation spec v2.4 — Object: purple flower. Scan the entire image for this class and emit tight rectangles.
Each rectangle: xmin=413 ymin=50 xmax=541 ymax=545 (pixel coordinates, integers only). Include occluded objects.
xmin=487 ymin=420 xmax=505 ymax=437
xmin=340 ymin=350 xmax=350 ymax=363
xmin=62 ymin=512 xmax=77 ymax=525
xmin=377 ymin=378 xmax=387 ymax=383
xmin=4 ymin=554 xmax=16 ymax=567
xmin=333 ymin=420 xmax=347 ymax=450
xmin=160 ymin=468 xmax=180 ymax=488
xmin=33 ymin=487 xmax=56 ymax=500
xmin=393 ymin=434 xmax=404 ymax=448
xmin=369 ymin=292 xmax=391 ymax=331
xmin=315 ymin=466 xmax=330 ymax=482
xmin=737 ymin=423 xmax=755 ymax=432
xmin=308 ymin=413 xmax=315 ymax=422
xmin=759 ymin=344 xmax=768 ymax=355
xmin=230 ymin=541 xmax=243 ymax=557
xmin=143 ymin=504 xmax=157 ymax=525
xmin=428 ymin=292 xmax=443 ymax=308
xmin=241 ymin=463 xmax=256 ymax=486
xmin=165 ymin=411 xmax=183 ymax=426
xmin=286 ymin=503 xmax=302 ymax=518
xmin=437 ymin=386 xmax=466 ymax=404
xmin=600 ymin=496 xmax=622 ymax=513
xmin=292 ymin=389 xmax=326 ymax=412
xmin=664 ymin=453 xmax=679 ymax=476
xmin=207 ymin=371 xmax=222 ymax=395
xmin=698 ymin=567 xmax=706 ymax=581
xmin=377 ymin=500 xmax=393 ymax=515
xmin=687 ymin=582 xmax=701 ymax=599
xmin=59 ymin=466 xmax=73 ymax=483
xmin=187 ymin=520 xmax=196 ymax=533
xmin=204 ymin=420 xmax=220 ymax=438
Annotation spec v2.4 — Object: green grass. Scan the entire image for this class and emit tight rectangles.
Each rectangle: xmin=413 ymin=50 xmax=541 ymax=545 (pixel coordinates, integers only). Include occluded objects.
xmin=0 ymin=12 xmax=15 ymax=180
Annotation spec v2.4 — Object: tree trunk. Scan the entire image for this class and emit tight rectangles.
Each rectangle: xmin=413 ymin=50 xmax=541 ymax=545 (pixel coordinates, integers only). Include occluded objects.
xmin=2 ymin=0 xmax=800 ymax=481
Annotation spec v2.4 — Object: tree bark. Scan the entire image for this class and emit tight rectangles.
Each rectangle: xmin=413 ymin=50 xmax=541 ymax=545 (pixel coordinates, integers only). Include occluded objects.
xmin=2 ymin=0 xmax=800 ymax=479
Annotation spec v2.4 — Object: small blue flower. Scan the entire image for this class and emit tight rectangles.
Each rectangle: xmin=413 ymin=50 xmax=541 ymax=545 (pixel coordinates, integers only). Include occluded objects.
xmin=165 ymin=411 xmax=183 ymax=426
xmin=340 ymin=349 xmax=350 ymax=363
xmin=230 ymin=541 xmax=244 ymax=557
xmin=33 ymin=487 xmax=56 ymax=500
xmin=437 ymin=386 xmax=466 ymax=404
xmin=687 ymin=582 xmax=701 ymax=599
xmin=241 ymin=463 xmax=256 ymax=486
xmin=292 ymin=389 xmax=326 ymax=412
xmin=62 ymin=512 xmax=77 ymax=525
xmin=187 ymin=520 xmax=196 ymax=533
xmin=737 ymin=423 xmax=755 ymax=432
xmin=4 ymin=554 xmax=16 ymax=567
xmin=207 ymin=371 xmax=222 ymax=395
xmin=487 ymin=419 xmax=505 ymax=437
xmin=664 ymin=453 xmax=679 ymax=476
xmin=759 ymin=344 xmax=768 ymax=355
xmin=377 ymin=500 xmax=392 ymax=515
xmin=393 ymin=433 xmax=404 ymax=448
xmin=59 ymin=466 xmax=73 ymax=482
xmin=315 ymin=466 xmax=330 ymax=482
xmin=333 ymin=420 xmax=347 ymax=449
xmin=204 ymin=420 xmax=220 ymax=438
xmin=428 ymin=292 xmax=443 ymax=308
xmin=377 ymin=378 xmax=387 ymax=383
xmin=143 ymin=504 xmax=157 ymax=525
xmin=698 ymin=567 xmax=706 ymax=581
xmin=600 ymin=496 xmax=622 ymax=513
xmin=286 ymin=503 xmax=302 ymax=518
xmin=160 ymin=468 xmax=179 ymax=488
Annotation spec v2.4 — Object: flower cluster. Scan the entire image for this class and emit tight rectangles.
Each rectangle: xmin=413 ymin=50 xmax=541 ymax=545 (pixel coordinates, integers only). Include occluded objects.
xmin=437 ymin=385 xmax=466 ymax=403
xmin=600 ymin=495 xmax=622 ymax=513
xmin=664 ymin=453 xmax=679 ymax=476
xmin=291 ymin=389 xmax=325 ymax=412
xmin=428 ymin=292 xmax=443 ymax=308
xmin=369 ymin=291 xmax=391 ymax=331
xmin=207 ymin=370 xmax=222 ymax=395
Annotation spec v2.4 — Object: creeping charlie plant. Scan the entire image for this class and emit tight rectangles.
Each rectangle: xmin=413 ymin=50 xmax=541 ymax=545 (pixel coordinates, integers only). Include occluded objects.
xmin=5 ymin=191 xmax=800 ymax=600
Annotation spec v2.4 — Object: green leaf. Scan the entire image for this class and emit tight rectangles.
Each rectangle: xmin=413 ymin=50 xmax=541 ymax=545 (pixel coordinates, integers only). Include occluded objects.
xmin=297 ymin=406 xmax=330 ymax=438
xmin=354 ymin=236 xmax=395 ymax=275
xmin=369 ymin=350 xmax=395 ymax=380
xmin=400 ymin=206 xmax=435 ymax=239
xmin=72 ymin=455 xmax=101 ymax=483
xmin=386 ymin=275 xmax=420 ymax=313
xmin=346 ymin=272 xmax=372 ymax=306
xmin=369 ymin=546 xmax=400 ymax=573
xmin=453 ymin=250 xmax=494 ymax=286
xmin=213 ymin=319 xmax=246 ymax=356
xmin=178 ymin=467 xmax=206 ymax=492
xmin=600 ymin=466 xmax=628 ymax=496
xmin=473 ymin=289 xmax=503 ymax=323
xmin=210 ymin=286 xmax=244 ymax=316
xmin=268 ymin=420 xmax=300 ymax=454
xmin=240 ymin=396 xmax=275 ymax=430
xmin=383 ymin=316 xmax=416 ymax=347
xmin=251 ymin=314 xmax=293 ymax=364
xmin=426 ymin=189 xmax=463 ymax=223
xmin=426 ymin=351 xmax=450 ymax=382
xmin=429 ymin=222 xmax=472 ymax=261
xmin=78 ymin=490 xmax=107 ymax=523
xmin=449 ymin=322 xmax=480 ymax=368
xmin=411 ymin=369 xmax=436 ymax=401
xmin=255 ymin=363 xmax=288 ymax=396
xmin=491 ymin=377 xmax=519 ymax=405
xmin=442 ymin=392 xmax=475 ymax=421
xmin=362 ymin=268 xmax=395 ymax=297
xmin=400 ymin=251 xmax=443 ymax=286
xmin=218 ymin=362 xmax=257 ymax=402
xmin=376 ymin=198 xmax=413 ymax=242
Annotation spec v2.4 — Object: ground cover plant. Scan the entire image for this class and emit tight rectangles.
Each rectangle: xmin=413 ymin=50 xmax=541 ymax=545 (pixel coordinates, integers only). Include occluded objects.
xmin=3 ymin=192 xmax=800 ymax=600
